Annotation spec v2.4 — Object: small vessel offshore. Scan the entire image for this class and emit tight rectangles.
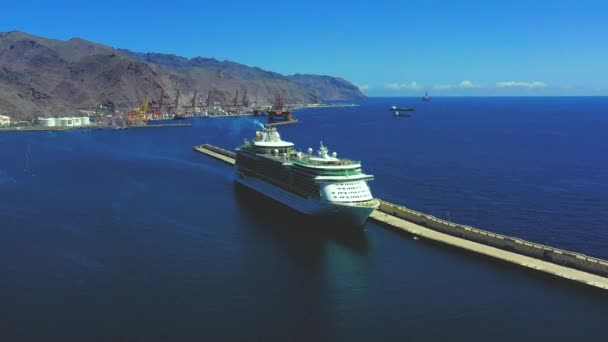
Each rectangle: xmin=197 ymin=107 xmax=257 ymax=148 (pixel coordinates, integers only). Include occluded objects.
xmin=393 ymin=111 xmax=412 ymax=118
xmin=390 ymin=106 xmax=414 ymax=111
xmin=422 ymin=91 xmax=431 ymax=102
xmin=235 ymin=126 xmax=379 ymax=226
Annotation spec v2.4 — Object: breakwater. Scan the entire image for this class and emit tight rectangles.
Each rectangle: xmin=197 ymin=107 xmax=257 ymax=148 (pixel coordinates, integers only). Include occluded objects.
xmin=266 ymin=119 xmax=299 ymax=127
xmin=0 ymin=123 xmax=192 ymax=133
xmin=193 ymin=143 xmax=608 ymax=290
xmin=292 ymin=104 xmax=360 ymax=110
xmin=376 ymin=201 xmax=608 ymax=277
xmin=194 ymin=144 xmax=236 ymax=164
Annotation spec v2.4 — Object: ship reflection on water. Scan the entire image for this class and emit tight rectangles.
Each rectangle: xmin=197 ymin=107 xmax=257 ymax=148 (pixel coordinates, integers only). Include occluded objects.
xmin=233 ymin=183 xmax=370 ymax=256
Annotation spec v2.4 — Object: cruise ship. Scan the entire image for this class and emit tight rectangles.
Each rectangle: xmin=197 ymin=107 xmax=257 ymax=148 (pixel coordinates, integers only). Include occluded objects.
xmin=235 ymin=126 xmax=379 ymax=226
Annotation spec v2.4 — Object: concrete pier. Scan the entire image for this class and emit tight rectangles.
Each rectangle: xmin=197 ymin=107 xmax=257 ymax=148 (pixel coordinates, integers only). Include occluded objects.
xmin=0 ymin=123 xmax=191 ymax=133
xmin=193 ymin=145 xmax=236 ymax=165
xmin=130 ymin=123 xmax=192 ymax=129
xmin=266 ymin=119 xmax=299 ymax=127
xmin=193 ymin=143 xmax=608 ymax=290
xmin=371 ymin=210 xmax=608 ymax=290
xmin=292 ymin=103 xmax=360 ymax=110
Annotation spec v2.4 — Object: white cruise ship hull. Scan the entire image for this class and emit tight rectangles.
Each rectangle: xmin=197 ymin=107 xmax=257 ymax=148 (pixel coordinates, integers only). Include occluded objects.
xmin=235 ymin=175 xmax=377 ymax=226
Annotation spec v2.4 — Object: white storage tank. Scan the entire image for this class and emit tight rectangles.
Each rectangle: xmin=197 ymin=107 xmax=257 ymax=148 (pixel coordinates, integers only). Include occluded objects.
xmin=59 ymin=117 xmax=73 ymax=127
xmin=81 ymin=117 xmax=91 ymax=125
xmin=72 ymin=117 xmax=82 ymax=126
xmin=39 ymin=118 xmax=56 ymax=127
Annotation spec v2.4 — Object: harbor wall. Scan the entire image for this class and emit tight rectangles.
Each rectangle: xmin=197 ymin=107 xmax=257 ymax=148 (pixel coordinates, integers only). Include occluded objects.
xmin=201 ymin=144 xmax=236 ymax=159
xmin=377 ymin=201 xmax=608 ymax=277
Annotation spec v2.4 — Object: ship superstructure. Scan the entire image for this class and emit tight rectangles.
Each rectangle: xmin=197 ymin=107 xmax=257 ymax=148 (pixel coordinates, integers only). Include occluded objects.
xmin=234 ymin=126 xmax=379 ymax=225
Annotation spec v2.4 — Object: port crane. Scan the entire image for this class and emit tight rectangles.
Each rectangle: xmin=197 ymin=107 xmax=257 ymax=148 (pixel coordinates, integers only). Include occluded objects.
xmin=241 ymin=89 xmax=249 ymax=107
xmin=233 ymin=90 xmax=239 ymax=107
xmin=149 ymin=89 xmax=165 ymax=120
xmin=182 ymin=90 xmax=198 ymax=115
xmin=205 ymin=90 xmax=212 ymax=107
xmin=125 ymin=97 xmax=150 ymax=125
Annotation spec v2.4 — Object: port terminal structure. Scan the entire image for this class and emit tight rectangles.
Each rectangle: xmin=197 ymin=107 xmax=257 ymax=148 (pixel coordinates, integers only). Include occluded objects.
xmin=193 ymin=144 xmax=608 ymax=291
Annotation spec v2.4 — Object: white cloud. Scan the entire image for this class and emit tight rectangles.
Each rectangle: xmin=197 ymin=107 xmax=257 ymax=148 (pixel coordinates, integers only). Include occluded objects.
xmin=496 ymin=81 xmax=546 ymax=88
xmin=459 ymin=80 xmax=477 ymax=88
xmin=385 ymin=81 xmax=423 ymax=90
xmin=432 ymin=80 xmax=479 ymax=90
xmin=355 ymin=83 xmax=369 ymax=91
xmin=403 ymin=80 xmax=548 ymax=92
xmin=433 ymin=84 xmax=453 ymax=90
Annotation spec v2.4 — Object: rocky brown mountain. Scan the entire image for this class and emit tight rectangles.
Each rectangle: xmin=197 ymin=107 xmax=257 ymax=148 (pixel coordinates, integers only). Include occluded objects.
xmin=0 ymin=31 xmax=365 ymax=120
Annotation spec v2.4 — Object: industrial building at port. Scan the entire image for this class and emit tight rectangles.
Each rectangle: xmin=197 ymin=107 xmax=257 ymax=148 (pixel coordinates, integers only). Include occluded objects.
xmin=38 ymin=117 xmax=92 ymax=127
xmin=0 ymin=114 xmax=10 ymax=126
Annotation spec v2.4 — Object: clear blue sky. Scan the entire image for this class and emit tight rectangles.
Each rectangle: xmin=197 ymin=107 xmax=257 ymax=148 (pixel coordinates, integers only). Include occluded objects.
xmin=1 ymin=0 xmax=607 ymax=96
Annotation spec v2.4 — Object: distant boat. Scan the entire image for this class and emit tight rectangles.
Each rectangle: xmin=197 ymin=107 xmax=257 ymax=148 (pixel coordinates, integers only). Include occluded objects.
xmin=390 ymin=106 xmax=414 ymax=111
xmin=394 ymin=111 xmax=412 ymax=118
xmin=422 ymin=91 xmax=431 ymax=102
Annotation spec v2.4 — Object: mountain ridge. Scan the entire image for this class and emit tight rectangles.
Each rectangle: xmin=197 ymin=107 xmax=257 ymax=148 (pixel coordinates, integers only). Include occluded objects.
xmin=0 ymin=31 xmax=366 ymax=120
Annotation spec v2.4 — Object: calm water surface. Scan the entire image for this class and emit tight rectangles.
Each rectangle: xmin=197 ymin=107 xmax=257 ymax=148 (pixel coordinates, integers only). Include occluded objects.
xmin=1 ymin=97 xmax=607 ymax=340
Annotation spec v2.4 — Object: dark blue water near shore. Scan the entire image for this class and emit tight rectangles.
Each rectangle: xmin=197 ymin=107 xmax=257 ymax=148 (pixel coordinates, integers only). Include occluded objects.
xmin=1 ymin=97 xmax=607 ymax=340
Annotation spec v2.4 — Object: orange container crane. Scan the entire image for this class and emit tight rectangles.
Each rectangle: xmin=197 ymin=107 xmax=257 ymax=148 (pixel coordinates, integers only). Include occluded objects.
xmin=125 ymin=97 xmax=150 ymax=126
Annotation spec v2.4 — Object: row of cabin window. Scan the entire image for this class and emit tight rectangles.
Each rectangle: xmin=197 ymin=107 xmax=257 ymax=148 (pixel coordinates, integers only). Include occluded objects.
xmin=333 ymin=190 xmax=368 ymax=195
xmin=335 ymin=195 xmax=368 ymax=200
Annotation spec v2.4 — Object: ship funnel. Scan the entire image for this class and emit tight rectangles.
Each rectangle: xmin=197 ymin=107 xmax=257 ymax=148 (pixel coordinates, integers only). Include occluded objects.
xmin=318 ymin=141 xmax=328 ymax=158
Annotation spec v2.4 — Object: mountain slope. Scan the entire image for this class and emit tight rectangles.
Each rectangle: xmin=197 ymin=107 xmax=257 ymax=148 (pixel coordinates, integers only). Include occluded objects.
xmin=0 ymin=31 xmax=366 ymax=120
xmin=0 ymin=31 xmax=164 ymax=120
xmin=288 ymin=74 xmax=365 ymax=101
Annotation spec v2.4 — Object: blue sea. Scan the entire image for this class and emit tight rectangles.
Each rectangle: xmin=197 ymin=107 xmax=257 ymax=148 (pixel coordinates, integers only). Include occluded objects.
xmin=1 ymin=97 xmax=607 ymax=341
